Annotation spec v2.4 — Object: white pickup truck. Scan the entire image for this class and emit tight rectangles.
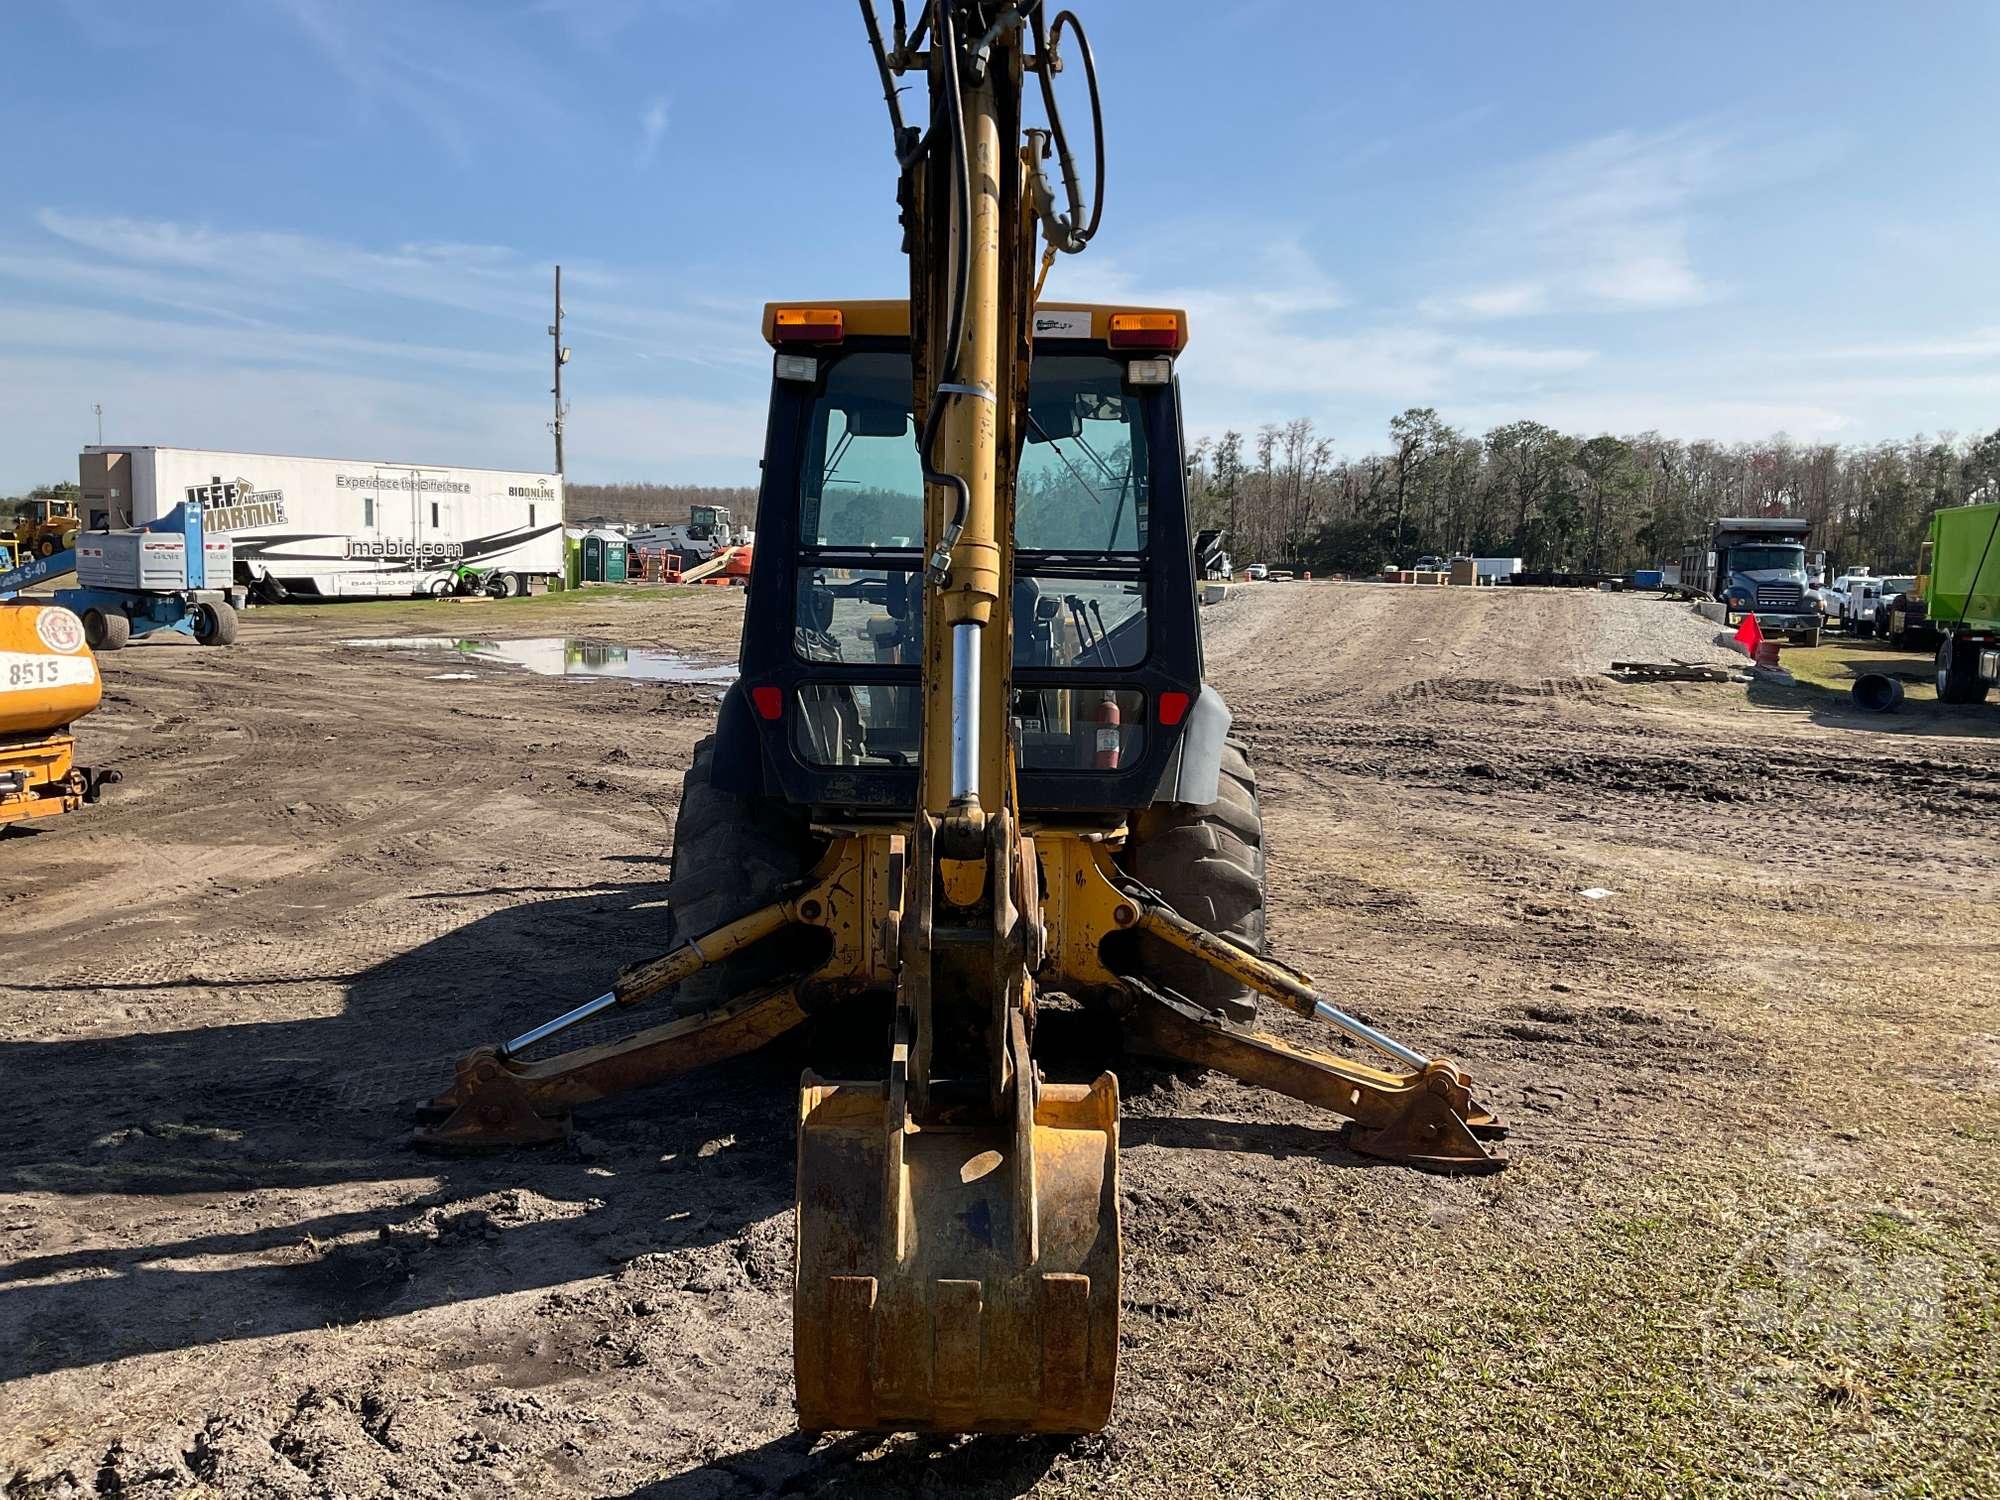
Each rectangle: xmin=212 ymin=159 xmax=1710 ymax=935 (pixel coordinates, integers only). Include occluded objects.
xmin=1818 ymin=569 xmax=1868 ymax=626
xmin=1844 ymin=574 xmax=1914 ymax=636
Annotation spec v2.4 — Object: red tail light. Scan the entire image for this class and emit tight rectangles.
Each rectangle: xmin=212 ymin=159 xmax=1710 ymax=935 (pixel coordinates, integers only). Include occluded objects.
xmin=751 ymin=685 xmax=784 ymax=720
xmin=1157 ymin=690 xmax=1191 ymax=726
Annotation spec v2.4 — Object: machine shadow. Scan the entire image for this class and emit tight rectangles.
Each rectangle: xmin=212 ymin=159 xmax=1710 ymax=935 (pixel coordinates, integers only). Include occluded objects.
xmin=1743 ymin=668 xmax=2000 ymax=735
xmin=619 ymin=1431 xmax=1071 ymax=1499
xmin=0 ymin=877 xmax=807 ymax=1382
xmin=0 ymin=871 xmax=1355 ymax=1385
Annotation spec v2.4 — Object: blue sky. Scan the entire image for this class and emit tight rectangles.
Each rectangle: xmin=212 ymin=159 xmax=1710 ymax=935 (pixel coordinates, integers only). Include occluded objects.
xmin=3 ymin=0 xmax=1996 ymax=491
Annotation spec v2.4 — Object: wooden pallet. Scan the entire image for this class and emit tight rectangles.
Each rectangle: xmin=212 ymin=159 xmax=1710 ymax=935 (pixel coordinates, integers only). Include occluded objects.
xmin=1608 ymin=660 xmax=1733 ymax=683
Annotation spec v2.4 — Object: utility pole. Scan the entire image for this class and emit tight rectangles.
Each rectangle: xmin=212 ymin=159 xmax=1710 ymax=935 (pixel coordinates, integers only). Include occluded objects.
xmin=94 ymin=404 xmax=102 ymax=445
xmin=549 ymin=265 xmax=570 ymax=475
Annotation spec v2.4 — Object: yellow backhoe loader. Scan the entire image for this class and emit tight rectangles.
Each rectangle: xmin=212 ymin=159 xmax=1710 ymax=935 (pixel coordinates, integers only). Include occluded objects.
xmin=419 ymin=1 xmax=1505 ymax=1436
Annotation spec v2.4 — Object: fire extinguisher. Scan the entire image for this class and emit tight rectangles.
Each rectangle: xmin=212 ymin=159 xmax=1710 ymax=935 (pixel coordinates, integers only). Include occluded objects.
xmin=1093 ymin=691 xmax=1122 ymax=769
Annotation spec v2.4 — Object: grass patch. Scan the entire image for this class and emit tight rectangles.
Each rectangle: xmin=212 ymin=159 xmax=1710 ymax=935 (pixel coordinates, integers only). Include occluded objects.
xmin=1055 ymin=1163 xmax=1999 ymax=1499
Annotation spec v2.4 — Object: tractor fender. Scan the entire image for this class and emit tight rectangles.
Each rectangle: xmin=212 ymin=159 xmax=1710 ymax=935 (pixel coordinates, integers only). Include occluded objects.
xmin=1151 ymin=683 xmax=1232 ymax=807
xmin=709 ymin=681 xmax=768 ymax=797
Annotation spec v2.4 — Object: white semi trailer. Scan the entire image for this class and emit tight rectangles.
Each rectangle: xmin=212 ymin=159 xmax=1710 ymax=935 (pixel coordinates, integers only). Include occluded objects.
xmin=78 ymin=447 xmax=564 ymax=600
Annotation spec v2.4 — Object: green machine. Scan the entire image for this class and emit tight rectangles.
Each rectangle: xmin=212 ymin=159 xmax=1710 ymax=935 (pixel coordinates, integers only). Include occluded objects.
xmin=1925 ymin=501 xmax=2000 ymax=704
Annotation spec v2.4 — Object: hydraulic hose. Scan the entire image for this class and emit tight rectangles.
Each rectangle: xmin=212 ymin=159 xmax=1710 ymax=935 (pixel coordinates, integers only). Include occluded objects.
xmin=1029 ymin=5 xmax=1103 ymax=251
xmin=916 ymin=0 xmax=974 ymax=587
xmin=857 ymin=0 xmax=973 ymax=585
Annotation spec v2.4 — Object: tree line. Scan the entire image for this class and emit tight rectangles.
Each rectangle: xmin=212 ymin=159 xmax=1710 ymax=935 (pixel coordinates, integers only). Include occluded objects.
xmin=1187 ymin=415 xmax=2000 ymax=578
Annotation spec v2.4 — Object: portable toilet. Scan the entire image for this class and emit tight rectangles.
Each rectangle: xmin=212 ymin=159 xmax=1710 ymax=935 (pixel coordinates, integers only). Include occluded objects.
xmin=563 ymin=530 xmax=584 ymax=589
xmin=582 ymin=530 xmax=628 ymax=583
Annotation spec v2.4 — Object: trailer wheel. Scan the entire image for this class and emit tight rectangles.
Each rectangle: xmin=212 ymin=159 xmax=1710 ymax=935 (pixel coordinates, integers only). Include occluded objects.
xmin=192 ymin=600 xmax=238 ymax=647
xmin=1936 ymin=634 xmax=1990 ymax=705
xmin=83 ymin=609 xmax=130 ymax=652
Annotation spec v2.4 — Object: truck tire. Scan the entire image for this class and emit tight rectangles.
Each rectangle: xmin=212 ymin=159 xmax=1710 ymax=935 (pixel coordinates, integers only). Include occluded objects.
xmin=662 ymin=735 xmax=826 ymax=1012
xmin=1117 ymin=737 xmax=1266 ymax=1027
xmin=192 ymin=600 xmax=238 ymax=646
xmin=83 ymin=609 xmax=129 ymax=652
xmin=1936 ymin=633 xmax=1991 ymax=705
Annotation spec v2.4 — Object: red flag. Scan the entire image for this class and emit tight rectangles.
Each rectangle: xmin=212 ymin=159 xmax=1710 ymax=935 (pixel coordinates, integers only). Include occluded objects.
xmin=1733 ymin=612 xmax=1764 ymax=656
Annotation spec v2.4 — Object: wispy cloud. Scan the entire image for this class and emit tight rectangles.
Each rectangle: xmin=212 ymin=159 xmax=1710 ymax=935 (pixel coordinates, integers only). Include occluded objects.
xmin=637 ymin=96 xmax=670 ymax=170
xmin=1419 ymin=281 xmax=1550 ymax=321
xmin=1059 ymin=238 xmax=1599 ymax=443
xmin=1807 ymin=328 xmax=2000 ymax=362
xmin=0 ymin=208 xmax=772 ymax=487
xmin=1419 ymin=125 xmax=1837 ymax=322
xmin=272 ymin=0 xmax=564 ymax=159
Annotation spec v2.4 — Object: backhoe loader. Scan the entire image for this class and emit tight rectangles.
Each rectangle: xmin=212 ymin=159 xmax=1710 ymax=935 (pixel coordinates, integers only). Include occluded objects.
xmin=418 ymin=1 xmax=1504 ymax=1435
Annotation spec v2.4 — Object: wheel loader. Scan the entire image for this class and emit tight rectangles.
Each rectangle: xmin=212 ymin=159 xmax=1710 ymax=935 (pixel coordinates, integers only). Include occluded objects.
xmin=11 ymin=496 xmax=81 ymax=561
xmin=419 ymin=0 xmax=1505 ymax=1436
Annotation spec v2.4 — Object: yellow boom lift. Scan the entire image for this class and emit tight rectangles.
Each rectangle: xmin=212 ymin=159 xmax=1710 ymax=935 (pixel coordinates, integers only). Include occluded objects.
xmin=419 ymin=1 xmax=1505 ymax=1435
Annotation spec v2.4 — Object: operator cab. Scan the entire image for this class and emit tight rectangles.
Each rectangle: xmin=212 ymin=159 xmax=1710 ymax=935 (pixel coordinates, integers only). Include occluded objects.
xmin=714 ymin=300 xmax=1216 ymax=818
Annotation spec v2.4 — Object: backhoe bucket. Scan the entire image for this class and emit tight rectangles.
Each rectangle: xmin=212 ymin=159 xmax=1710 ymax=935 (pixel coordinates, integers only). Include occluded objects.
xmin=793 ymin=1072 xmax=1120 ymax=1434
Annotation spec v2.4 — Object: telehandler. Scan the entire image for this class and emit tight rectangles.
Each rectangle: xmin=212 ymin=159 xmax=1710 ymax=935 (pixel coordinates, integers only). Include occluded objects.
xmin=419 ymin=0 xmax=1505 ymax=1435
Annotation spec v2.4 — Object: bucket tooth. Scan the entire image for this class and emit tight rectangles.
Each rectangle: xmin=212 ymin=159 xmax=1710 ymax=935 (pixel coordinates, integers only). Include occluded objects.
xmin=794 ymin=1072 xmax=1120 ymax=1434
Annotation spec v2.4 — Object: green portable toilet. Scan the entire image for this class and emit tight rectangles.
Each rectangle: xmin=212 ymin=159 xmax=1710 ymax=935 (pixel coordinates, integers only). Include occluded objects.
xmin=582 ymin=529 xmax=629 ymax=583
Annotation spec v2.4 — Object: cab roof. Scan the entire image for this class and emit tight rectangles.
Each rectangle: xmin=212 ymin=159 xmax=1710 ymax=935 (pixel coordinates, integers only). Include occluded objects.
xmin=760 ymin=299 xmax=1190 ymax=354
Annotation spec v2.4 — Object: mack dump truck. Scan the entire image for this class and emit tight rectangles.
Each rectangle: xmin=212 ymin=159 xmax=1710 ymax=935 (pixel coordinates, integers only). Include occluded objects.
xmin=1682 ymin=516 xmax=1823 ymax=646
xmin=1926 ymin=500 xmax=2000 ymax=705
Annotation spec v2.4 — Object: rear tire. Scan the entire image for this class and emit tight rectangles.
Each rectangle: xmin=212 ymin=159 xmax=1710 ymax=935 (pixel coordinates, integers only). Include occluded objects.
xmin=1118 ymin=738 xmax=1266 ymax=1026
xmin=192 ymin=600 xmax=238 ymax=646
xmin=1936 ymin=633 xmax=1990 ymax=705
xmin=82 ymin=609 xmax=129 ymax=652
xmin=663 ymin=735 xmax=825 ymax=1011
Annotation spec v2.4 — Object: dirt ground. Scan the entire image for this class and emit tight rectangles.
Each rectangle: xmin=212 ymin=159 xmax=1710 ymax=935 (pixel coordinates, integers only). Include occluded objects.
xmin=4 ymin=581 xmax=1996 ymax=1499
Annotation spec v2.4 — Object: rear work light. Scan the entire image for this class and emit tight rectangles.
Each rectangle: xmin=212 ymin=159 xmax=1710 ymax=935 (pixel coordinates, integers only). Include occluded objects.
xmin=1108 ymin=312 xmax=1180 ymax=350
xmin=774 ymin=353 xmax=819 ymax=383
xmin=773 ymin=307 xmax=844 ymax=343
xmin=1126 ymin=357 xmax=1172 ymax=386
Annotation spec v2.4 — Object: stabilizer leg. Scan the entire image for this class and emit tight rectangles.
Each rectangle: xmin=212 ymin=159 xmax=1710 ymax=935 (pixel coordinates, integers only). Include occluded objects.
xmin=412 ymin=982 xmax=810 ymax=1152
xmin=1115 ymin=980 xmax=1506 ymax=1174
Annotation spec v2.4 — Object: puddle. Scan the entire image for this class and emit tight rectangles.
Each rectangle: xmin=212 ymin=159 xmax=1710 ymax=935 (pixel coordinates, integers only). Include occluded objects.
xmin=345 ymin=636 xmax=738 ymax=685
